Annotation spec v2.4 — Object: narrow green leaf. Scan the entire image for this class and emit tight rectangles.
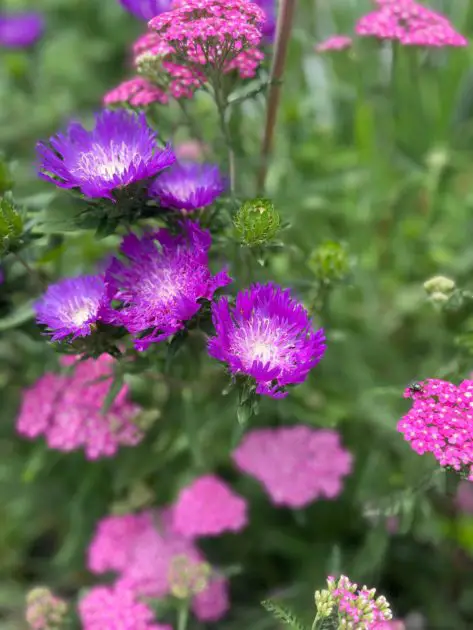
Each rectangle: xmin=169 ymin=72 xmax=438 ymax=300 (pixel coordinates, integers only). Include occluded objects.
xmin=261 ymin=600 xmax=309 ymax=630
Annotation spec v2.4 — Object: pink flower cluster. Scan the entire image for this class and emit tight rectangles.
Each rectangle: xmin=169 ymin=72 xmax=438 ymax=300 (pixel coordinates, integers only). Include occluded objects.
xmin=456 ymin=480 xmax=473 ymax=514
xmin=79 ymin=585 xmax=172 ymax=630
xmin=172 ymin=474 xmax=248 ymax=537
xmin=398 ymin=379 xmax=473 ymax=478
xmin=315 ymin=575 xmax=393 ymax=627
xmin=104 ymin=77 xmax=168 ymax=106
xmin=232 ymin=426 xmax=353 ymax=508
xmin=149 ymin=0 xmax=265 ymax=68
xmin=315 ymin=35 xmax=353 ymax=53
xmin=16 ymin=355 xmax=143 ymax=459
xmin=355 ymin=0 xmax=467 ymax=47
xmin=87 ymin=502 xmax=232 ymax=621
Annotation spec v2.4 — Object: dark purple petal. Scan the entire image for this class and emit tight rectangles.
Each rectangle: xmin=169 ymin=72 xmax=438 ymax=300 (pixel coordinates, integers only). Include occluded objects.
xmin=118 ymin=0 xmax=173 ymax=20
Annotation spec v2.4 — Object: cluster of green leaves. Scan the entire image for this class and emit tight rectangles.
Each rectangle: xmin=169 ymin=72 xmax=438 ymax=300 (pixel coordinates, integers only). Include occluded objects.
xmin=3 ymin=0 xmax=473 ymax=629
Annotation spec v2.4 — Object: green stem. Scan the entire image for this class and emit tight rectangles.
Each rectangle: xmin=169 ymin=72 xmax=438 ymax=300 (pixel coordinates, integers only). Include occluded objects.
xmin=311 ymin=615 xmax=320 ymax=630
xmin=177 ymin=100 xmax=210 ymax=158
xmin=12 ymin=251 xmax=46 ymax=289
xmin=213 ymin=79 xmax=236 ymax=195
xmin=177 ymin=601 xmax=190 ymax=630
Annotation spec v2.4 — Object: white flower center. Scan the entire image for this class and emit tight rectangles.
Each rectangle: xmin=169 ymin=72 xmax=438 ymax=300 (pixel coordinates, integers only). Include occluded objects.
xmin=71 ymin=305 xmax=94 ymax=326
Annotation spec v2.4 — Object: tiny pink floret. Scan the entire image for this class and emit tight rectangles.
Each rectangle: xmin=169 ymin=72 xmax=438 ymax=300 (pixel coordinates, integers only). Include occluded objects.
xmin=315 ymin=35 xmax=352 ymax=53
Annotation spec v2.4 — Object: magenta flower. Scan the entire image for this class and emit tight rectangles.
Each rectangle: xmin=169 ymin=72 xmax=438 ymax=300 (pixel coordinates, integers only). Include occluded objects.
xmin=79 ymin=585 xmax=170 ymax=630
xmin=456 ymin=480 xmax=473 ymax=515
xmin=36 ymin=109 xmax=176 ymax=201
xmin=25 ymin=588 xmax=68 ymax=630
xmin=149 ymin=0 xmax=265 ymax=68
xmin=149 ymin=162 xmax=226 ymax=211
xmin=253 ymin=0 xmax=276 ymax=42
xmin=34 ymin=275 xmax=111 ymax=341
xmin=0 ymin=12 xmax=43 ymax=48
xmin=87 ymin=510 xmax=231 ymax=621
xmin=315 ymin=35 xmax=353 ymax=53
xmin=105 ymin=221 xmax=231 ymax=351
xmin=192 ymin=578 xmax=230 ymax=622
xmin=16 ymin=355 xmax=143 ymax=459
xmin=355 ymin=0 xmax=467 ymax=47
xmin=119 ymin=0 xmax=173 ymax=20
xmin=398 ymin=379 xmax=473 ymax=478
xmin=172 ymin=475 xmax=248 ymax=537
xmin=208 ymin=283 xmax=326 ymax=398
xmin=104 ymin=77 xmax=168 ymax=107
xmin=232 ymin=426 xmax=352 ymax=507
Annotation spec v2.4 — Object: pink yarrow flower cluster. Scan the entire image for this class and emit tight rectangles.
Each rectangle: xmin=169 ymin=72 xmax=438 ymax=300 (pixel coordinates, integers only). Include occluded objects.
xmin=79 ymin=585 xmax=172 ymax=630
xmin=104 ymin=77 xmax=168 ymax=107
xmin=232 ymin=426 xmax=353 ymax=508
xmin=398 ymin=379 xmax=473 ymax=478
xmin=356 ymin=0 xmax=468 ymax=47
xmin=315 ymin=575 xmax=393 ymax=628
xmin=315 ymin=35 xmax=353 ymax=53
xmin=16 ymin=355 xmax=143 ymax=459
xmin=87 ymin=509 xmax=230 ymax=621
xmin=172 ymin=474 xmax=248 ymax=537
xmin=149 ymin=0 xmax=265 ymax=70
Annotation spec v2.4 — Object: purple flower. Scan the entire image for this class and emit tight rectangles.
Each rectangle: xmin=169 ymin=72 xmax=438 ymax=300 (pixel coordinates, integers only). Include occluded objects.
xmin=34 ymin=275 xmax=110 ymax=341
xmin=149 ymin=162 xmax=226 ymax=212
xmin=0 ymin=12 xmax=44 ymax=48
xmin=253 ymin=0 xmax=276 ymax=41
xmin=36 ymin=109 xmax=176 ymax=201
xmin=208 ymin=283 xmax=326 ymax=398
xmin=118 ymin=0 xmax=173 ymax=20
xmin=105 ymin=221 xmax=231 ymax=351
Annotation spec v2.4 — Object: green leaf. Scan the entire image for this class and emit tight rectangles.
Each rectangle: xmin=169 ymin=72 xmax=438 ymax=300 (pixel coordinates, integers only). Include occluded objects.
xmin=261 ymin=600 xmax=309 ymax=630
xmin=101 ymin=372 xmax=124 ymax=413
xmin=0 ymin=300 xmax=34 ymax=331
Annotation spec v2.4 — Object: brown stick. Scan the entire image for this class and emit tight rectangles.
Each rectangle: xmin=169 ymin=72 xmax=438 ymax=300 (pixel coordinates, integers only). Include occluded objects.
xmin=256 ymin=0 xmax=297 ymax=194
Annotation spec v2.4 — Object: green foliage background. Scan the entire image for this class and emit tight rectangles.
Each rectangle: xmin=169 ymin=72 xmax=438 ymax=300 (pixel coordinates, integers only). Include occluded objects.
xmin=3 ymin=0 xmax=473 ymax=628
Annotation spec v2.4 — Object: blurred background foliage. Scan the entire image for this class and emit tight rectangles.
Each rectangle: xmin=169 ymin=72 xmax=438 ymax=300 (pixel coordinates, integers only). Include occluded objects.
xmin=3 ymin=0 xmax=473 ymax=628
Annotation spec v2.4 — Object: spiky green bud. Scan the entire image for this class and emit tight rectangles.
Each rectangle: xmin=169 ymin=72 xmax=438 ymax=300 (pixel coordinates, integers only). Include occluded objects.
xmin=233 ymin=198 xmax=281 ymax=247
xmin=308 ymin=241 xmax=350 ymax=283
xmin=0 ymin=197 xmax=24 ymax=256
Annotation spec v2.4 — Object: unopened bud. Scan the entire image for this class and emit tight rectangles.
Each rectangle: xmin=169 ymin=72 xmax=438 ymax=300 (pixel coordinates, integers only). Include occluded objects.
xmin=423 ymin=275 xmax=455 ymax=295
xmin=168 ymin=555 xmax=211 ymax=599
xmin=308 ymin=241 xmax=350 ymax=283
xmin=233 ymin=198 xmax=281 ymax=247
xmin=0 ymin=196 xmax=23 ymax=256
xmin=425 ymin=147 xmax=449 ymax=172
xmin=26 ymin=587 xmax=68 ymax=630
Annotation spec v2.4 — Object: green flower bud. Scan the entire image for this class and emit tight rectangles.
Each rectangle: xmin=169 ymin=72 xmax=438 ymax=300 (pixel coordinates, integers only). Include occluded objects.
xmin=0 ymin=196 xmax=24 ymax=256
xmin=168 ymin=556 xmax=211 ymax=599
xmin=233 ymin=198 xmax=281 ymax=247
xmin=423 ymin=275 xmax=455 ymax=295
xmin=308 ymin=241 xmax=350 ymax=283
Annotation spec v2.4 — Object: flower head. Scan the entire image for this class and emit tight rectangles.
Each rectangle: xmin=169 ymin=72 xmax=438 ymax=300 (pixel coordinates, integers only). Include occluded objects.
xmin=36 ymin=109 xmax=176 ymax=200
xmin=119 ymin=0 xmax=173 ymax=20
xmin=34 ymin=274 xmax=110 ymax=341
xmin=104 ymin=77 xmax=168 ymax=107
xmin=149 ymin=162 xmax=226 ymax=211
xmin=253 ymin=0 xmax=276 ymax=42
xmin=208 ymin=283 xmax=326 ymax=398
xmin=16 ymin=355 xmax=143 ymax=459
xmin=87 ymin=510 xmax=230 ymax=621
xmin=355 ymin=0 xmax=467 ymax=47
xmin=79 ymin=585 xmax=170 ymax=630
xmin=149 ymin=0 xmax=265 ymax=69
xmin=232 ymin=426 xmax=352 ymax=507
xmin=315 ymin=35 xmax=353 ymax=53
xmin=398 ymin=378 xmax=473 ymax=478
xmin=315 ymin=575 xmax=393 ymax=628
xmin=25 ymin=587 xmax=67 ymax=630
xmin=0 ymin=12 xmax=44 ymax=48
xmin=173 ymin=474 xmax=248 ymax=537
xmin=105 ymin=221 xmax=231 ymax=351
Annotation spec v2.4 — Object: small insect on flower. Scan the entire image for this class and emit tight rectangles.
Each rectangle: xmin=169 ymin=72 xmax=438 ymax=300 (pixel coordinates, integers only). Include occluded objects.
xmin=407 ymin=381 xmax=424 ymax=395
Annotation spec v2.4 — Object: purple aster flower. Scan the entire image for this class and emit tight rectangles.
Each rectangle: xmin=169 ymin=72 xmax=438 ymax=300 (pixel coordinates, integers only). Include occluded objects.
xmin=0 ymin=12 xmax=44 ymax=48
xmin=35 ymin=275 xmax=111 ymax=341
xmin=149 ymin=162 xmax=226 ymax=212
xmin=208 ymin=283 xmax=326 ymax=398
xmin=105 ymin=221 xmax=231 ymax=351
xmin=118 ymin=0 xmax=173 ymax=20
xmin=253 ymin=0 xmax=276 ymax=42
xmin=36 ymin=109 xmax=176 ymax=201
